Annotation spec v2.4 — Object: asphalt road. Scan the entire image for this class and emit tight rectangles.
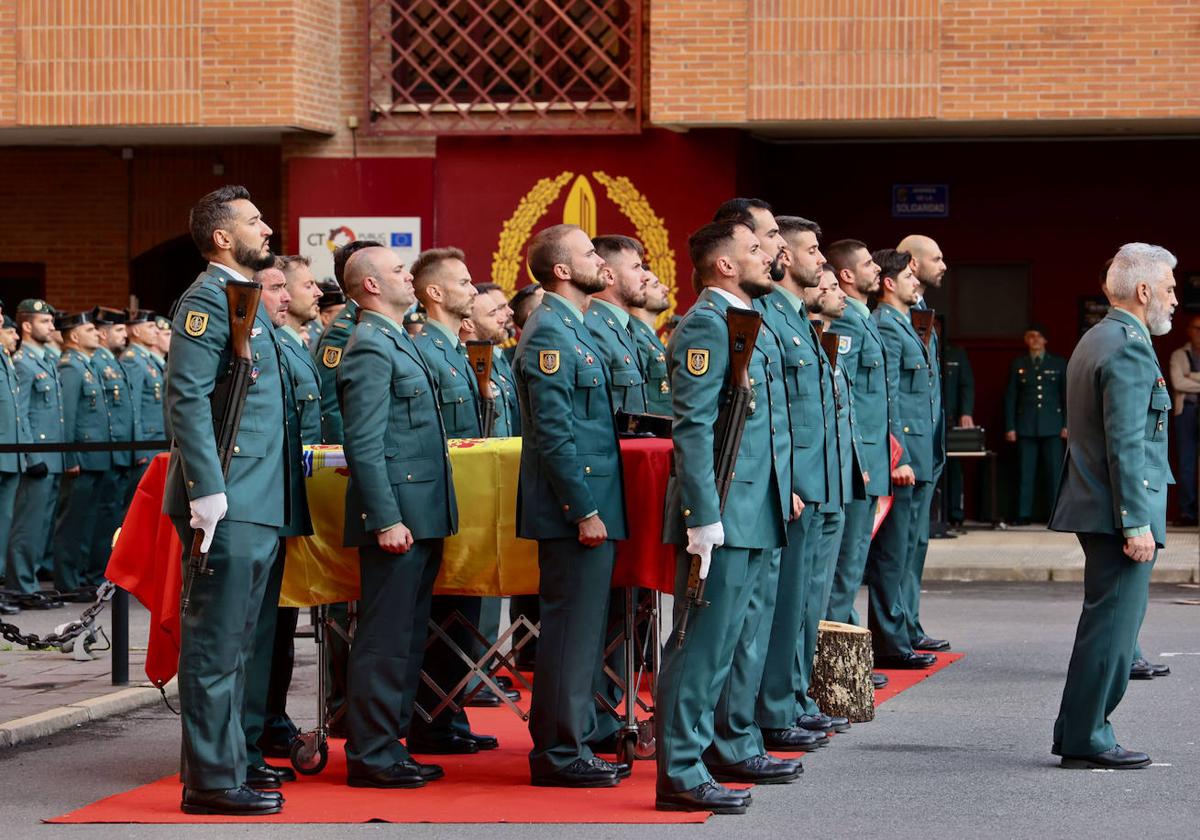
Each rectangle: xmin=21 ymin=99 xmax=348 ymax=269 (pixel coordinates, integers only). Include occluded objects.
xmin=2 ymin=580 xmax=1198 ymax=839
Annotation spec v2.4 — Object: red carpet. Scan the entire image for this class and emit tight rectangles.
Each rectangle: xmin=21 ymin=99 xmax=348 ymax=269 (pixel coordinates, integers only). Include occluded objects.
xmin=48 ymin=653 xmax=962 ymax=824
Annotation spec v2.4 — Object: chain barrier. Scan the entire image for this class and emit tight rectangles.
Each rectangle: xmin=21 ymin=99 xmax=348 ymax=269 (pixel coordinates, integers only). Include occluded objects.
xmin=0 ymin=580 xmax=116 ymax=652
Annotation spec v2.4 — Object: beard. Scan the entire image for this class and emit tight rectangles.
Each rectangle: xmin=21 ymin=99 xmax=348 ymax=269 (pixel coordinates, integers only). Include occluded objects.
xmin=1147 ymin=294 xmax=1175 ymax=336
xmin=234 ymin=238 xmax=275 ymax=272
xmin=738 ymin=273 xmax=774 ymax=300
xmin=769 ymin=252 xmax=787 ymax=283
xmin=570 ymin=265 xmax=607 ymax=295
xmin=807 ymin=296 xmax=825 ymax=314
xmin=790 ymin=262 xmax=821 ymax=289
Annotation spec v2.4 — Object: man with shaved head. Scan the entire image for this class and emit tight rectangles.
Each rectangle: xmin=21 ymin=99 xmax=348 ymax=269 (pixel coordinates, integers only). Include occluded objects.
xmin=338 ymin=246 xmax=459 ymax=789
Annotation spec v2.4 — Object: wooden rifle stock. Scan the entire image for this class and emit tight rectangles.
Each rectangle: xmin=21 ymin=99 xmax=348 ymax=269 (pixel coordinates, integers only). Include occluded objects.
xmin=911 ymin=308 xmax=935 ymax=347
xmin=180 ymin=278 xmax=262 ymax=617
xmin=466 ymin=340 xmax=497 ymax=437
xmin=820 ymin=330 xmax=841 ymax=370
xmin=677 ymin=306 xmax=762 ymax=648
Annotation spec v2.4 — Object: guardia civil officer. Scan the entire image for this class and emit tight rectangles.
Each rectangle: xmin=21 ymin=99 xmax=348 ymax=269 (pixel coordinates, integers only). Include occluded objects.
xmin=0 ymin=298 xmax=31 ymax=613
xmin=1049 ymin=243 xmax=1177 ymax=770
xmin=469 ymin=284 xmax=520 ymax=436
xmin=5 ymin=299 xmax=65 ymax=610
xmin=514 ymin=224 xmax=629 ymax=788
xmin=90 ymin=307 xmax=137 ymax=584
xmin=337 ymin=246 xmax=457 ymax=788
xmin=630 ymin=269 xmax=672 ymax=415
xmin=655 ymin=220 xmax=795 ymax=814
xmin=865 ymin=250 xmax=938 ymax=670
xmin=943 ymin=341 xmax=975 ymax=529
xmin=1004 ymin=325 xmax=1067 ymax=525
xmin=166 ymin=186 xmax=288 ymax=816
xmin=120 ymin=309 xmax=168 ymax=504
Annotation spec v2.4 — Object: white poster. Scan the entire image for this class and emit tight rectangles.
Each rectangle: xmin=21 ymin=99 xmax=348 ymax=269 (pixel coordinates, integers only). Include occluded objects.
xmin=298 ymin=216 xmax=422 ymax=285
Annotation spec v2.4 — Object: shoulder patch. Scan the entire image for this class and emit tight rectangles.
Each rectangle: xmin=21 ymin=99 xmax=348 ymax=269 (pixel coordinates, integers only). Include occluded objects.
xmin=538 ymin=350 xmax=560 ymax=375
xmin=184 ymin=311 xmax=209 ymax=337
xmin=686 ymin=348 xmax=710 ymax=376
xmin=321 ymin=346 xmax=343 ymax=369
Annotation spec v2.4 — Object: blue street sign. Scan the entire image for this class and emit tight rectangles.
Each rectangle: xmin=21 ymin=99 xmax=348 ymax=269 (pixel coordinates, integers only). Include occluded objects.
xmin=892 ymin=184 xmax=949 ymax=218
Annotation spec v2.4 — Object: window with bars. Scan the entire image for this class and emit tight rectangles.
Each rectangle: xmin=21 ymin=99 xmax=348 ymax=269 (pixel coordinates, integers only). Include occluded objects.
xmin=366 ymin=0 xmax=641 ymax=135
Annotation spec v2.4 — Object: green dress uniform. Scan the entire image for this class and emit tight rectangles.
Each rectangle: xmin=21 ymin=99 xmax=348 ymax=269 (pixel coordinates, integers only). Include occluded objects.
xmin=630 ymin=316 xmax=672 ymax=416
xmin=1004 ymin=351 xmax=1068 ymax=521
xmin=585 ymin=299 xmax=649 ymax=414
xmin=656 ymin=288 xmax=790 ymax=791
xmin=490 ymin=345 xmax=521 ymax=437
xmin=5 ymin=343 xmax=64 ymax=596
xmin=827 ymin=297 xmax=894 ymax=625
xmin=943 ymin=343 xmax=974 ymax=523
xmin=313 ymin=298 xmax=358 ymax=445
xmin=0 ymin=347 xmax=31 ymax=580
xmin=337 ymin=309 xmax=458 ymax=778
xmin=410 ymin=317 xmax=486 ymax=748
xmin=514 ymin=292 xmax=628 ymax=779
xmin=907 ymin=299 xmax=944 ymax=646
xmin=866 ymin=302 xmax=936 ymax=659
xmin=51 ymin=348 xmax=112 ymax=592
xmin=163 ymin=265 xmax=289 ymax=792
xmin=752 ymin=287 xmax=831 ymax=735
xmin=1049 ymin=308 xmax=1171 ymax=757
xmin=90 ymin=344 xmax=137 ymax=582
xmin=119 ymin=342 xmax=167 ymax=504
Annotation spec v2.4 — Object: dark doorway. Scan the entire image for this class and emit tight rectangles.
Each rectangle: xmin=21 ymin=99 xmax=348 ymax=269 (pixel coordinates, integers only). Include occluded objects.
xmin=129 ymin=235 xmax=207 ymax=318
xmin=0 ymin=262 xmax=46 ymax=310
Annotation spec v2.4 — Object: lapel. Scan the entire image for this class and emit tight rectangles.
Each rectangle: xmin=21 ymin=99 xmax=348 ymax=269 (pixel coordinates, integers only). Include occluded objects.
xmin=362 ymin=310 xmax=430 ymax=378
xmin=591 ymin=300 xmax=639 ymax=359
xmin=885 ymin=303 xmax=928 ymax=362
xmin=544 ymin=294 xmax=602 ymax=359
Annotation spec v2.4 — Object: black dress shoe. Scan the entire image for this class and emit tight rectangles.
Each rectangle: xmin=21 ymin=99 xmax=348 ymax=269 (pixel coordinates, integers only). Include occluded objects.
xmin=657 ymin=781 xmax=749 ymax=815
xmin=245 ymin=765 xmax=282 ymax=790
xmin=762 ymin=726 xmax=825 ymax=752
xmin=463 ymin=687 xmax=502 ymax=707
xmin=15 ymin=592 xmax=61 ymax=610
xmin=264 ymin=763 xmax=296 ymax=782
xmin=60 ymin=587 xmax=97 ymax=603
xmin=181 ymin=786 xmax=282 ymax=815
xmin=1060 ymin=745 xmax=1151 ymax=770
xmin=1129 ymin=658 xmax=1155 ymax=680
xmin=1148 ymin=660 xmax=1171 ymax=677
xmin=798 ymin=713 xmax=850 ymax=734
xmin=0 ymin=599 xmax=18 ymax=615
xmin=407 ymin=734 xmax=479 ymax=755
xmin=876 ymin=652 xmax=937 ymax=669
xmin=589 ymin=756 xmax=631 ymax=779
xmin=706 ymin=754 xmax=801 ymax=785
xmin=415 ymin=761 xmax=445 ymax=781
xmin=871 ymin=672 xmax=889 ymax=688
xmin=466 ymin=730 xmax=499 ymax=751
xmin=347 ymin=762 xmax=427 ymax=788
xmin=531 ymin=757 xmax=618 ymax=788
xmin=913 ymin=635 xmax=951 ymax=651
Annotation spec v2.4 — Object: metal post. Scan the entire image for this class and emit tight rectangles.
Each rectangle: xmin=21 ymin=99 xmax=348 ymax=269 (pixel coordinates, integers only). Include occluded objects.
xmin=111 ymin=585 xmax=129 ymax=685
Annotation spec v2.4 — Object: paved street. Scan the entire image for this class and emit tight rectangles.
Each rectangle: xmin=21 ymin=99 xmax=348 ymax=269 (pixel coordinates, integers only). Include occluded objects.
xmin=1 ymin=577 xmax=1197 ymax=839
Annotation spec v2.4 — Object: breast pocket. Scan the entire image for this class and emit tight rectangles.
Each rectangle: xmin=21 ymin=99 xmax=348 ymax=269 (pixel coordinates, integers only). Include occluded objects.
xmin=392 ymin=373 xmax=431 ymax=437
xmin=82 ymin=384 xmax=102 ymax=414
xmin=438 ymin=381 xmax=478 ymax=435
xmin=857 ymin=350 xmax=883 ymax=394
xmin=36 ymin=379 xmax=53 ymax=405
xmin=574 ymin=367 xmax=605 ymax=419
xmin=1146 ymin=388 xmax=1171 ymax=441
xmin=901 ymin=350 xmax=929 ymax=395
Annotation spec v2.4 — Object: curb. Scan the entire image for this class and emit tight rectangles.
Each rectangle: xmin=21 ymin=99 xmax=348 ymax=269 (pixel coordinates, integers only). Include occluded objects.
xmin=0 ymin=678 xmax=178 ymax=749
xmin=924 ymin=566 xmax=1197 ymax=584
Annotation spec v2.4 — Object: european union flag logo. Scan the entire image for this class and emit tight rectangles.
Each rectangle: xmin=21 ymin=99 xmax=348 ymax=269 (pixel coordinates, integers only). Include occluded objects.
xmin=391 ymin=232 xmax=413 ymax=248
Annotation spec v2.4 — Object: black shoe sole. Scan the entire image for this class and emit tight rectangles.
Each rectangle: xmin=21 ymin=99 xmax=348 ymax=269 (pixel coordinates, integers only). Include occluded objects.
xmin=1060 ymin=757 xmax=1151 ymax=770
xmin=763 ymin=742 xmax=821 ymax=753
xmin=245 ymin=780 xmax=282 ymax=790
xmin=710 ymin=771 xmax=800 ymax=785
xmin=347 ymin=776 xmax=426 ymax=788
xmin=181 ymin=804 xmax=282 ymax=815
xmin=531 ymin=776 xmax=618 ymax=788
xmin=1129 ymin=672 xmax=1155 ymax=680
xmin=656 ymin=800 xmax=748 ymax=815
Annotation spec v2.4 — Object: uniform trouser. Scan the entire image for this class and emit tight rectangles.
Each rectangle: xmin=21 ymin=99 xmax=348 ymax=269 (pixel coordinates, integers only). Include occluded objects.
xmin=1017 ymin=435 xmax=1065 ymax=521
xmin=755 ymin=505 xmax=819 ymax=731
xmin=706 ymin=545 xmax=778 ymax=765
xmin=796 ymin=509 xmax=846 ymax=718
xmin=5 ymin=472 xmax=59 ymax=595
xmin=1053 ymin=533 xmax=1155 ymax=756
xmin=588 ymin=587 xmax=632 ymax=746
xmin=172 ymin=517 xmax=277 ymax=790
xmin=39 ymin=478 xmax=60 ymax=578
xmin=509 ymin=594 xmax=540 ymax=666
xmin=90 ymin=465 xmax=131 ymax=583
xmin=947 ymin=459 xmax=965 ymax=523
xmin=0 ymin=471 xmax=19 ymax=579
xmin=827 ymin=495 xmax=879 ymax=626
xmin=410 ymin=595 xmax=480 ymax=742
xmin=528 ymin=538 xmax=614 ymax=778
xmin=51 ymin=470 xmax=104 ymax=593
xmin=866 ymin=482 xmax=922 ymax=658
xmin=656 ymin=545 xmax=762 ymax=793
xmin=345 ymin=539 xmax=442 ymax=776
xmin=263 ymin=606 xmax=300 ymax=746
xmin=243 ymin=538 xmax=288 ymax=768
xmin=903 ymin=478 xmax=938 ymax=646
xmin=1175 ymin=403 xmax=1198 ymax=519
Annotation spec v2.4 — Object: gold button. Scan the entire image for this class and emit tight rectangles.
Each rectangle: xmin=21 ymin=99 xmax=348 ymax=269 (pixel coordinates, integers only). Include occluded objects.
xmin=903 ymin=426 xmax=910 ymax=433
xmin=684 ymin=508 xmax=692 ymax=517
xmin=233 ymin=446 xmax=240 ymax=454
xmin=407 ymin=474 xmax=413 ymax=481
xmin=584 ymin=466 xmax=591 ymax=474
xmin=562 ymin=504 xmax=570 ymax=511
xmin=361 ymin=513 xmax=367 ymax=520
xmin=1143 ymin=479 xmax=1149 ymax=487
xmin=188 ymin=480 xmax=195 ymax=488
xmin=593 ymin=377 xmax=598 ymax=385
xmin=39 ymin=433 xmax=45 ymax=439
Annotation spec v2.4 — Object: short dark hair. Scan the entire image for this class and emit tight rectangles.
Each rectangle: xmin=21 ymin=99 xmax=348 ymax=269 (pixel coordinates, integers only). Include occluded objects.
xmin=510 ymin=284 xmax=543 ymax=328
xmin=776 ymin=215 xmax=823 ymax=242
xmin=593 ymin=234 xmax=644 ymax=263
xmin=411 ymin=246 xmax=466 ymax=293
xmin=712 ymin=198 xmax=773 ymax=231
xmin=873 ymin=248 xmax=912 ymax=284
xmin=688 ymin=220 xmax=745 ymax=284
xmin=527 ymin=224 xmax=580 ymax=285
xmin=825 ymin=239 xmax=869 ymax=275
xmin=473 ymin=282 xmax=501 ymax=295
xmin=333 ymin=239 xmax=383 ymax=285
xmin=188 ymin=185 xmax=251 ymax=256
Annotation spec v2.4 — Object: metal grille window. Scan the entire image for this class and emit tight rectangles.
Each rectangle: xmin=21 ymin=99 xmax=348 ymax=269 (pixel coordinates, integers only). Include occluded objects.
xmin=367 ymin=0 xmax=641 ymax=135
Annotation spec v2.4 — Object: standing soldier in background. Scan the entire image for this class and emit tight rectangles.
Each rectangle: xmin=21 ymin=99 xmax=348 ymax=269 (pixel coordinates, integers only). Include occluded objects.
xmin=630 ymin=270 xmax=672 ymax=416
xmin=154 ymin=315 xmax=172 ymax=358
xmin=943 ymin=341 xmax=976 ymax=531
xmin=121 ymin=310 xmax=168 ymax=503
xmin=586 ymin=235 xmax=651 ymax=414
xmin=1049 ymin=243 xmax=1177 ymax=770
xmin=5 ymin=299 xmax=64 ymax=611
xmin=0 ymin=299 xmax=29 ymax=614
xmin=1004 ymin=325 xmax=1068 ymax=525
xmin=165 ymin=186 xmax=287 ymax=816
xmin=471 ymin=283 xmax=521 ymax=435
xmin=90 ymin=307 xmax=137 ymax=583
xmin=314 ymin=281 xmax=347 ymax=343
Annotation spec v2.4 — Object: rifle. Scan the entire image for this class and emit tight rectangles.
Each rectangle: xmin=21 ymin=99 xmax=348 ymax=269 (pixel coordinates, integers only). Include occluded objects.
xmin=179 ymin=277 xmax=262 ymax=617
xmin=820 ymin=329 xmax=841 ymax=370
xmin=676 ymin=306 xmax=762 ymax=649
xmin=465 ymin=340 xmax=497 ymax=437
xmin=911 ymin=308 xmax=936 ymax=347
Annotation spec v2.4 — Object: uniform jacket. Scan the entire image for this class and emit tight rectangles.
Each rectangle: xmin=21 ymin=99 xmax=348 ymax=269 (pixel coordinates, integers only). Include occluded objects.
xmin=1050 ymin=309 xmax=1173 ymax=546
xmin=943 ymin=343 xmax=975 ymax=421
xmin=162 ymin=265 xmax=288 ymax=528
xmin=913 ymin=299 xmax=946 ymax=475
xmin=277 ymin=327 xmax=314 ymax=539
xmin=119 ymin=342 xmax=167 ymax=461
xmin=92 ymin=345 xmax=136 ymax=468
xmin=874 ymin=302 xmax=937 ymax=483
xmin=337 ymin=309 xmax=457 ymax=545
xmin=413 ymin=319 xmax=483 ymax=439
xmin=822 ymin=344 xmax=865 ymax=510
xmin=313 ymin=299 xmax=358 ymax=444
xmin=278 ymin=325 xmax=323 ymax=446
xmin=584 ymin=298 xmax=649 ymax=415
xmin=59 ymin=348 xmax=112 ymax=472
xmin=1004 ymin=352 xmax=1067 ymax=437
xmin=757 ymin=286 xmax=830 ymax=505
xmin=514 ymin=293 xmax=628 ymax=541
xmin=490 ymin=346 xmax=520 ymax=437
xmin=630 ymin=316 xmax=671 ymax=415
xmin=0 ymin=348 xmax=30 ymax=474
xmin=665 ymin=288 xmax=790 ymax=550
xmin=836 ymin=298 xmax=893 ymax=497
xmin=12 ymin=346 xmax=64 ymax=473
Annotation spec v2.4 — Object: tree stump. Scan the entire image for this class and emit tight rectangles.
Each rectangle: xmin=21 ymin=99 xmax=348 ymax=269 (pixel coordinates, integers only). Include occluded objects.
xmin=809 ymin=620 xmax=875 ymax=722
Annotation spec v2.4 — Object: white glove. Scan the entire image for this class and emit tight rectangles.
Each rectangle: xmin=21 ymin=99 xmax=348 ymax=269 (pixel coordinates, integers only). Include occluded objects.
xmin=686 ymin=522 xmax=726 ymax=581
xmin=189 ymin=492 xmax=228 ymax=553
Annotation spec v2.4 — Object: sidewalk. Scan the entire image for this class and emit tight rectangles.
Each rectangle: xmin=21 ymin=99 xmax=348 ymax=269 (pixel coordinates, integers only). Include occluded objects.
xmin=1 ymin=525 xmax=1196 ymax=749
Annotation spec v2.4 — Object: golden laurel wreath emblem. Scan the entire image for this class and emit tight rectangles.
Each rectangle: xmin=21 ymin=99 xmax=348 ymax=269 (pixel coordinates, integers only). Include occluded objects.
xmin=491 ymin=171 xmax=677 ymax=329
